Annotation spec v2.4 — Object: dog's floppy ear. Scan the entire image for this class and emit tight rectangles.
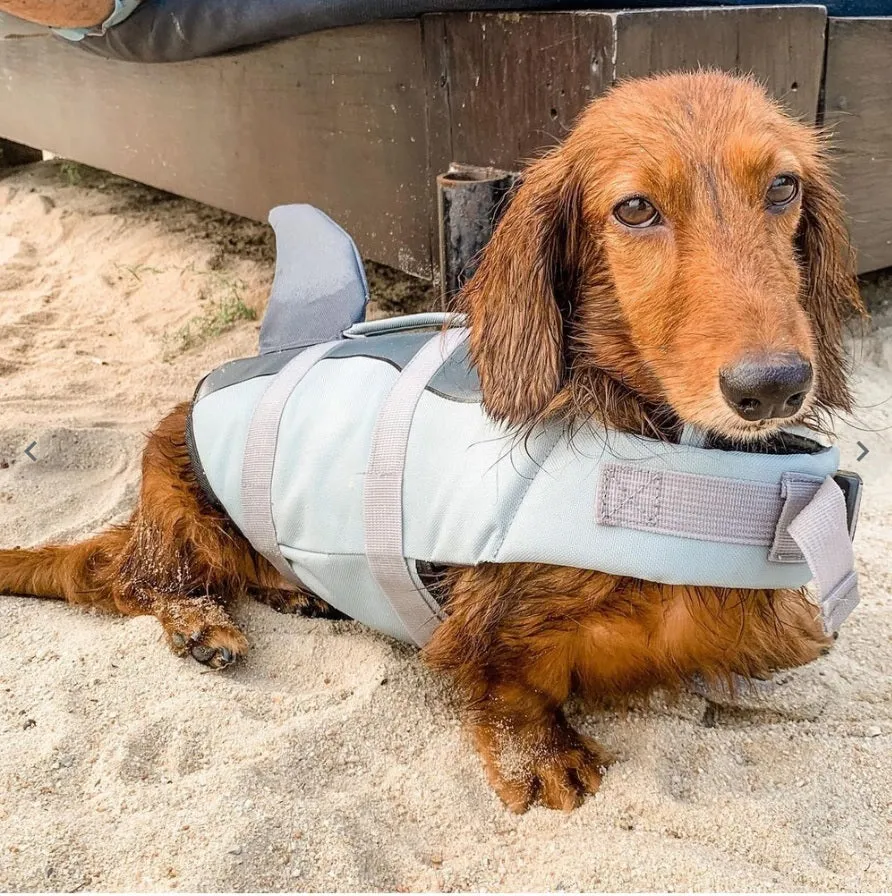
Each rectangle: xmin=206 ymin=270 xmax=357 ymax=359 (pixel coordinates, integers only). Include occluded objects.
xmin=460 ymin=153 xmax=583 ymax=426
xmin=797 ymin=157 xmax=866 ymax=413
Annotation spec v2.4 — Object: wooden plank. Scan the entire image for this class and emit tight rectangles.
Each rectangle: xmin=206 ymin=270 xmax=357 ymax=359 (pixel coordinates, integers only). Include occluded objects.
xmin=823 ymin=17 xmax=892 ymax=274
xmin=424 ymin=7 xmax=829 ymax=285
xmin=615 ymin=6 xmax=826 ymax=123
xmin=0 ymin=8 xmax=835 ymax=280
xmin=424 ymin=12 xmax=615 ymax=171
xmin=425 ymin=7 xmax=826 ymax=180
xmin=0 ymin=15 xmax=434 ymax=277
xmin=421 ymin=13 xmax=454 ymax=285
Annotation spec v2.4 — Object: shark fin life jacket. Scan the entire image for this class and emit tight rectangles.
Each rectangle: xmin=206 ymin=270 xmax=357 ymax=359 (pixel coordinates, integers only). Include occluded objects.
xmin=186 ymin=204 xmax=862 ymax=647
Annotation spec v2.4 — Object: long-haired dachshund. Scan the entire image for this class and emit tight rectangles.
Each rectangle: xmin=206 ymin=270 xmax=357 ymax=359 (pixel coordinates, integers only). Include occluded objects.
xmin=0 ymin=71 xmax=864 ymax=812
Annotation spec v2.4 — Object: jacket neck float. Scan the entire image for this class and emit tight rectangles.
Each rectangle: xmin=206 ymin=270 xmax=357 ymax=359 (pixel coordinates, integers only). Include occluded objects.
xmin=186 ymin=204 xmax=861 ymax=647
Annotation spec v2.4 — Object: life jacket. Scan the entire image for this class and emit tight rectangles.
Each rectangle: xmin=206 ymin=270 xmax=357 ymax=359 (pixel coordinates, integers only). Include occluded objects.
xmin=186 ymin=205 xmax=861 ymax=646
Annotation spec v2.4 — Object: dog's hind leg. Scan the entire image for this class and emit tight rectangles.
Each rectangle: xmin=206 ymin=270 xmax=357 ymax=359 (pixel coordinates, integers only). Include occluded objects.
xmin=0 ymin=519 xmax=250 ymax=670
xmin=0 ymin=526 xmax=131 ymax=613
xmin=108 ymin=511 xmax=251 ymax=668
xmin=1 ymin=403 xmax=256 ymax=667
xmin=109 ymin=403 xmax=256 ymax=666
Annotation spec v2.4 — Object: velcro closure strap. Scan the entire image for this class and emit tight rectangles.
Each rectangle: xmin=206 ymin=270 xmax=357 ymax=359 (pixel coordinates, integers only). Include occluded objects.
xmin=596 ymin=466 xmax=832 ymax=562
xmin=597 ymin=464 xmax=791 ymax=546
xmin=597 ymin=465 xmax=858 ymax=633
xmin=788 ymin=476 xmax=860 ymax=633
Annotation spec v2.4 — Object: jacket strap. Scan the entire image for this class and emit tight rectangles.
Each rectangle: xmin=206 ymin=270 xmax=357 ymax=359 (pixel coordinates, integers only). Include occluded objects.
xmin=598 ymin=464 xmax=826 ymax=553
xmin=240 ymin=341 xmax=337 ymax=585
xmin=689 ymin=476 xmax=859 ymax=701
xmin=597 ymin=464 xmax=858 ymax=633
xmin=788 ymin=476 xmax=860 ymax=633
xmin=364 ymin=328 xmax=469 ymax=647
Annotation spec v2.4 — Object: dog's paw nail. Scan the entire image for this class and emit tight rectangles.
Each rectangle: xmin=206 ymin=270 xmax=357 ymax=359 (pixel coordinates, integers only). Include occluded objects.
xmin=208 ymin=649 xmax=236 ymax=670
xmin=190 ymin=630 xmax=203 ymax=642
xmin=189 ymin=642 xmax=238 ymax=669
xmin=190 ymin=644 xmax=217 ymax=664
xmin=171 ymin=633 xmax=186 ymax=649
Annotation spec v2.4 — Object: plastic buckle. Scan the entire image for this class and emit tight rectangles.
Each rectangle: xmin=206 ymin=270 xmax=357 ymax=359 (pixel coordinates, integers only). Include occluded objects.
xmin=833 ymin=471 xmax=863 ymax=540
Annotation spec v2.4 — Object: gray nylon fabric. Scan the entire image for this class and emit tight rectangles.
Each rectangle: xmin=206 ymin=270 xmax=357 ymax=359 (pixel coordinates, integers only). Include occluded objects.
xmin=823 ymin=573 xmax=860 ymax=633
xmin=344 ymin=313 xmax=464 ymax=339
xmin=363 ymin=330 xmax=467 ymax=645
xmin=193 ymin=327 xmax=481 ymax=404
xmin=769 ymin=472 xmax=826 ymax=563
xmin=678 ymin=424 xmax=709 ymax=448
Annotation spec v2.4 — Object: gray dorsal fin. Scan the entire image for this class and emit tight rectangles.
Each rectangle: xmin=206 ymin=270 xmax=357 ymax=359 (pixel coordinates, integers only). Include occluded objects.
xmin=259 ymin=204 xmax=369 ymax=354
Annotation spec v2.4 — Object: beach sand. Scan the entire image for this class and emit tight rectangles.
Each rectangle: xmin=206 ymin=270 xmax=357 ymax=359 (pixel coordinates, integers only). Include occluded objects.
xmin=0 ymin=161 xmax=889 ymax=892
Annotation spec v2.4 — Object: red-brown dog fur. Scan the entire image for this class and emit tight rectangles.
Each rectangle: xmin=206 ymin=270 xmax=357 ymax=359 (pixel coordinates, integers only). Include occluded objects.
xmin=0 ymin=72 xmax=864 ymax=812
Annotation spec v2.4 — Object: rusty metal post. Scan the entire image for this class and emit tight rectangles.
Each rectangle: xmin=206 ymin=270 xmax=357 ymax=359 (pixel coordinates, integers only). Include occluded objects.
xmin=437 ymin=163 xmax=517 ymax=307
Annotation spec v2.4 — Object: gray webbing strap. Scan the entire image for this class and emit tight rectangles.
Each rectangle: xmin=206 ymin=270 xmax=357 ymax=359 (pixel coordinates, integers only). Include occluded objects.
xmin=364 ymin=327 xmax=469 ymax=647
xmin=241 ymin=341 xmax=336 ymax=584
xmin=598 ymin=464 xmax=858 ymax=633
xmin=788 ymin=476 xmax=860 ymax=633
xmin=769 ymin=474 xmax=825 ymax=562
xmin=689 ymin=481 xmax=858 ymax=699
xmin=597 ymin=464 xmax=823 ymax=551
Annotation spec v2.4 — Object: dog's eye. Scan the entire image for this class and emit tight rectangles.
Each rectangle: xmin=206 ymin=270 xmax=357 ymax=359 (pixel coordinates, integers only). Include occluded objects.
xmin=613 ymin=196 xmax=661 ymax=228
xmin=766 ymin=174 xmax=800 ymax=208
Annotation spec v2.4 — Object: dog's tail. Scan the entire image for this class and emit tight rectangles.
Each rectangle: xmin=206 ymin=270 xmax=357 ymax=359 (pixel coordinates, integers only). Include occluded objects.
xmin=0 ymin=525 xmax=131 ymax=612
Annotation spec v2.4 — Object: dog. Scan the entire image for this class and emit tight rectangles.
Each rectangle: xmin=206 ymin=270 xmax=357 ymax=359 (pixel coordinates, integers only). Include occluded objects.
xmin=0 ymin=71 xmax=864 ymax=812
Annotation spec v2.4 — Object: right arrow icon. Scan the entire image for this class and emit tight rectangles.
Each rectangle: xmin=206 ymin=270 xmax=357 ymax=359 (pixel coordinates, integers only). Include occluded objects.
xmin=856 ymin=441 xmax=869 ymax=462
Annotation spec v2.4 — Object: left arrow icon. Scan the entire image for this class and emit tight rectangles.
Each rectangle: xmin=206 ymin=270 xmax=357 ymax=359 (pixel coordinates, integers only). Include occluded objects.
xmin=24 ymin=442 xmax=37 ymax=461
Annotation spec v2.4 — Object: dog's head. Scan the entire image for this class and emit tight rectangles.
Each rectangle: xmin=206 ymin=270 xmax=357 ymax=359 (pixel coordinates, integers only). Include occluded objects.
xmin=461 ymin=71 xmax=865 ymax=441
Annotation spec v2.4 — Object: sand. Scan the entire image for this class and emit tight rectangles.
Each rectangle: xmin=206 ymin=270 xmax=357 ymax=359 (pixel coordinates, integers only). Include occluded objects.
xmin=0 ymin=161 xmax=889 ymax=893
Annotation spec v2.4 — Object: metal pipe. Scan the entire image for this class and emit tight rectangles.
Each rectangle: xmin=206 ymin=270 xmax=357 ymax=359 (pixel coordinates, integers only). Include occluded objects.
xmin=437 ymin=163 xmax=517 ymax=307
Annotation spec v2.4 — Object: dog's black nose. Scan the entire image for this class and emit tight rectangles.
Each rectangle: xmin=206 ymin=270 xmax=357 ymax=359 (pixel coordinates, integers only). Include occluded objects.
xmin=720 ymin=354 xmax=813 ymax=421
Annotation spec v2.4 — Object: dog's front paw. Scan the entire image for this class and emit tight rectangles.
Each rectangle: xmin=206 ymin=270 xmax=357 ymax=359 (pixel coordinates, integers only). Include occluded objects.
xmin=475 ymin=717 xmax=611 ymax=813
xmin=153 ymin=597 xmax=248 ymax=669
xmin=168 ymin=626 xmax=247 ymax=669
